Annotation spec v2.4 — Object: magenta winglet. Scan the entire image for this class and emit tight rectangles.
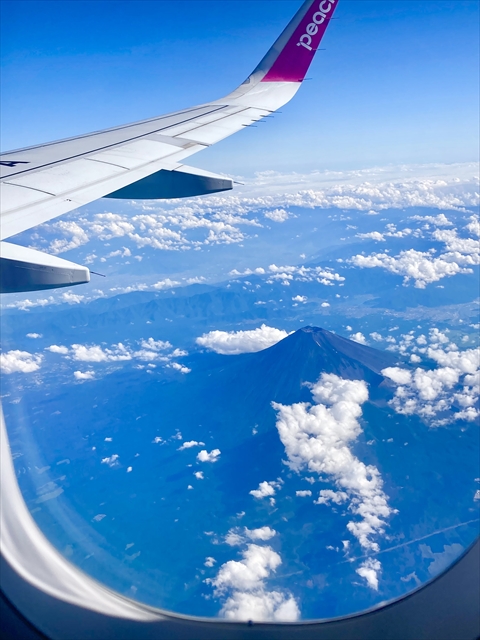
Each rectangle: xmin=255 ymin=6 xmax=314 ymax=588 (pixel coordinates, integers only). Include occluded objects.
xmin=262 ymin=0 xmax=338 ymax=83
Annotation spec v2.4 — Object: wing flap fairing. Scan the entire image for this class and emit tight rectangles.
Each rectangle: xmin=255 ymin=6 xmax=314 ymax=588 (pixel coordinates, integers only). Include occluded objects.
xmin=106 ymin=165 xmax=233 ymax=200
xmin=0 ymin=242 xmax=89 ymax=294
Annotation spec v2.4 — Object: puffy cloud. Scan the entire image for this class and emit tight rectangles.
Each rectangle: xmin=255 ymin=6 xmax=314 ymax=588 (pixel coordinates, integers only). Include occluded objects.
xmin=315 ymin=490 xmax=348 ymax=505
xmin=194 ymin=471 xmax=204 ymax=479
xmin=47 ymin=220 xmax=89 ymax=255
xmin=273 ymin=374 xmax=393 ymax=555
xmin=60 ymin=292 xmax=84 ymax=304
xmin=356 ymin=231 xmax=385 ymax=242
xmin=466 ymin=214 xmax=479 ymax=237
xmin=296 ymin=490 xmax=312 ymax=497
xmin=206 ymin=544 xmax=299 ymax=621
xmin=26 ymin=333 xmax=42 ymax=339
xmin=74 ymin=370 xmax=95 ymax=380
xmin=356 ymin=558 xmax=381 ymax=590
xmin=178 ymin=440 xmax=205 ymax=450
xmin=197 ymin=449 xmax=221 ymax=463
xmin=101 ymin=454 xmax=119 ymax=468
xmin=205 ymin=557 xmax=216 ymax=568
xmin=264 ymin=208 xmax=290 ymax=223
xmin=46 ymin=345 xmax=69 ymax=355
xmin=321 ymin=302 xmax=330 ymax=308
xmin=196 ymin=324 xmax=290 ymax=355
xmin=409 ymin=213 xmax=453 ymax=227
xmin=350 ymin=332 xmax=368 ymax=345
xmin=350 ymin=249 xmax=471 ymax=289
xmin=168 ymin=362 xmax=191 ymax=374
xmin=152 ymin=278 xmax=181 ymax=290
xmin=71 ymin=343 xmax=132 ymax=362
xmin=349 ymin=221 xmax=479 ymax=289
xmin=292 ymin=295 xmax=307 ymax=303
xmin=382 ymin=367 xmax=412 ymax=386
xmin=249 ymin=480 xmax=281 ymax=500
xmin=1 ymin=350 xmax=42 ymax=374
xmin=266 ymin=264 xmax=344 ymax=287
xmin=225 ymin=527 xmax=277 ymax=546
xmin=381 ymin=333 xmax=480 ymax=423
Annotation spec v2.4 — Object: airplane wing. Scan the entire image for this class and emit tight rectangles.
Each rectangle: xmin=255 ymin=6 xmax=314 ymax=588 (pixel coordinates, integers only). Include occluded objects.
xmin=0 ymin=0 xmax=338 ymax=292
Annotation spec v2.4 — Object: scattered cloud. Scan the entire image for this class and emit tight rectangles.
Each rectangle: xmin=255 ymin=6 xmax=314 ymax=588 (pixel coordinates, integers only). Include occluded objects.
xmin=1 ymin=350 xmax=42 ymax=374
xmin=264 ymin=208 xmax=290 ymax=223
xmin=197 ymin=449 xmax=221 ymax=463
xmin=178 ymin=440 xmax=205 ymax=450
xmin=249 ymin=480 xmax=281 ymax=500
xmin=349 ymin=221 xmax=479 ymax=289
xmin=350 ymin=332 xmax=368 ymax=345
xmin=196 ymin=324 xmax=291 ymax=355
xmin=356 ymin=558 xmax=381 ymax=591
xmin=206 ymin=544 xmax=299 ymax=621
xmin=101 ymin=454 xmax=119 ymax=468
xmin=381 ymin=329 xmax=480 ymax=424
xmin=74 ymin=370 xmax=95 ymax=380
xmin=273 ymin=373 xmax=394 ymax=561
xmin=26 ymin=333 xmax=42 ymax=339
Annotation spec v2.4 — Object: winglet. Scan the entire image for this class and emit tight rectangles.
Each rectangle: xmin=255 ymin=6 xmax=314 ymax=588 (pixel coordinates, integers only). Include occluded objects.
xmin=249 ymin=0 xmax=338 ymax=84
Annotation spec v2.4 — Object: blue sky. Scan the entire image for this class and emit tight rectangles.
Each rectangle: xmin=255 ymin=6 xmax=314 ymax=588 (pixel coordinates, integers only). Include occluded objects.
xmin=1 ymin=0 xmax=478 ymax=175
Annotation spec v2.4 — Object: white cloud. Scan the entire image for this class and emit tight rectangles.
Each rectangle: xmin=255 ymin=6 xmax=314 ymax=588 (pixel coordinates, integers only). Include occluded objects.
xmin=168 ymin=362 xmax=191 ymax=374
xmin=273 ymin=374 xmax=394 ymax=555
xmin=356 ymin=231 xmax=385 ymax=242
xmin=197 ymin=449 xmax=221 ymax=463
xmin=350 ymin=332 xmax=368 ymax=345
xmin=60 ymin=292 xmax=84 ymax=304
xmin=381 ymin=335 xmax=480 ymax=424
xmin=409 ymin=213 xmax=453 ymax=227
xmin=196 ymin=324 xmax=290 ymax=355
xmin=178 ymin=440 xmax=205 ymax=450
xmin=101 ymin=454 xmax=119 ymax=468
xmin=266 ymin=264 xmax=344 ymax=287
xmin=466 ymin=214 xmax=479 ymax=237
xmin=140 ymin=338 xmax=172 ymax=351
xmin=295 ymin=490 xmax=312 ymax=497
xmin=206 ymin=544 xmax=299 ymax=621
xmin=1 ymin=350 xmax=42 ymax=374
xmin=321 ymin=302 xmax=330 ymax=308
xmin=245 ymin=527 xmax=276 ymax=542
xmin=382 ymin=367 xmax=412 ymax=386
xmin=46 ymin=345 xmax=69 ymax=355
xmin=249 ymin=480 xmax=281 ymax=500
xmin=205 ymin=557 xmax=216 ymax=568
xmin=47 ymin=220 xmax=89 ymax=255
xmin=292 ymin=295 xmax=307 ymax=303
xmin=264 ymin=208 xmax=290 ymax=223
xmin=194 ymin=471 xmax=204 ymax=479
xmin=152 ymin=278 xmax=181 ymax=290
xmin=356 ymin=558 xmax=381 ymax=590
xmin=74 ymin=370 xmax=95 ymax=380
xmin=315 ymin=489 xmax=348 ymax=505
xmin=349 ymin=222 xmax=479 ymax=289
xmin=71 ymin=343 xmax=132 ymax=362
xmin=26 ymin=333 xmax=42 ymax=339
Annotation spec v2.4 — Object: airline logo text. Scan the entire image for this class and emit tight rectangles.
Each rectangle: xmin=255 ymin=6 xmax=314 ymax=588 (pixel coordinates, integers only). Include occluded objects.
xmin=297 ymin=0 xmax=336 ymax=51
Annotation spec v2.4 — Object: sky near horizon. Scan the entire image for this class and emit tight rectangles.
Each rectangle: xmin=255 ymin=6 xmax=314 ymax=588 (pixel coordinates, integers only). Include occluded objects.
xmin=1 ymin=0 xmax=479 ymax=176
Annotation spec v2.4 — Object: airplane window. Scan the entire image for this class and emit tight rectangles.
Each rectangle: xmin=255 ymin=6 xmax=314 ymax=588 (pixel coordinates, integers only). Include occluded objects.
xmin=1 ymin=0 xmax=479 ymax=626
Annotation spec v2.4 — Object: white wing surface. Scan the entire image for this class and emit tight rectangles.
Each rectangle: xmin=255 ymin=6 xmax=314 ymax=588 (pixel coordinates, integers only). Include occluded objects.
xmin=0 ymin=0 xmax=338 ymax=292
